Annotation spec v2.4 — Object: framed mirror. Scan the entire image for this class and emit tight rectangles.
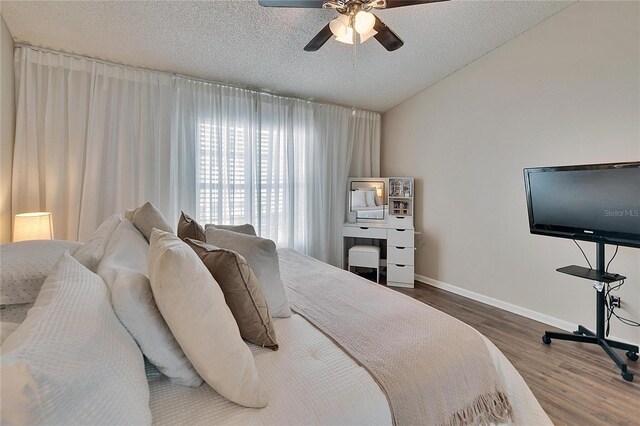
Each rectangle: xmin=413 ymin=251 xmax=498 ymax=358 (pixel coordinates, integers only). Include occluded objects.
xmin=348 ymin=177 xmax=388 ymax=221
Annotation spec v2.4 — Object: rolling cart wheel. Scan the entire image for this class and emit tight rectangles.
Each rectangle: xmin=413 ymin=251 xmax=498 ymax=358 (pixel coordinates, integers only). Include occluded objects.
xmin=626 ymin=351 xmax=639 ymax=362
xmin=542 ymin=335 xmax=551 ymax=345
xmin=622 ymin=371 xmax=634 ymax=382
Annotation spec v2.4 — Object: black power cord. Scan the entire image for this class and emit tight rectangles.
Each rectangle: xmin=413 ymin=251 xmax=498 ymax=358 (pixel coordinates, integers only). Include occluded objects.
xmin=604 ymin=280 xmax=640 ymax=334
xmin=597 ymin=245 xmax=640 ymax=336
xmin=606 ymin=245 xmax=619 ymax=273
xmin=604 ymin=281 xmax=619 ymax=337
xmin=572 ymin=243 xmax=640 ymax=336
xmin=573 ymin=239 xmax=593 ymax=269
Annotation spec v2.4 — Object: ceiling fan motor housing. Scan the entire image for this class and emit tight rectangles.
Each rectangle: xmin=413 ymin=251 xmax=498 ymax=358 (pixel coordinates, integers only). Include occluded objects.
xmin=324 ymin=0 xmax=386 ymax=15
xmin=258 ymin=0 xmax=446 ymax=51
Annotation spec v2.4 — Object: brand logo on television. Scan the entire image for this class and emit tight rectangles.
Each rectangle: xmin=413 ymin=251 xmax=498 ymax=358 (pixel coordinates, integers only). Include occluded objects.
xmin=603 ymin=209 xmax=639 ymax=217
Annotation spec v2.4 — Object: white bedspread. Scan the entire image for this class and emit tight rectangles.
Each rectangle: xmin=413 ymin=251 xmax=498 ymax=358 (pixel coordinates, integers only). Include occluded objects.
xmin=147 ymin=313 xmax=549 ymax=426
xmin=2 ymin=259 xmax=550 ymax=425
xmin=147 ymin=314 xmax=392 ymax=425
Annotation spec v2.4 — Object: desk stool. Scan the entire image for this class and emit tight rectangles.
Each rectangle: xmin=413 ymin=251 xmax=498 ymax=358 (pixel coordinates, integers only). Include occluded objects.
xmin=348 ymin=245 xmax=381 ymax=283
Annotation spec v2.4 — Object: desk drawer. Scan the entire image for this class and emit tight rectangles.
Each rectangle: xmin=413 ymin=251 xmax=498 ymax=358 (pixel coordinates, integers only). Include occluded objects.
xmin=388 ymin=215 xmax=413 ymax=229
xmin=388 ymin=228 xmax=414 ymax=247
xmin=343 ymin=226 xmax=387 ymax=239
xmin=388 ymin=246 xmax=414 ymax=265
xmin=387 ymin=264 xmax=415 ymax=284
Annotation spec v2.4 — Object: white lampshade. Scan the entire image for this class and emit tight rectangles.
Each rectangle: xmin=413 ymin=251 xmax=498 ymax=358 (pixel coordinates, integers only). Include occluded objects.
xmin=13 ymin=212 xmax=54 ymax=242
xmin=329 ymin=15 xmax=349 ymax=37
xmin=354 ymin=11 xmax=376 ymax=35
xmin=335 ymin=27 xmax=354 ymax=45
xmin=359 ymin=28 xmax=378 ymax=43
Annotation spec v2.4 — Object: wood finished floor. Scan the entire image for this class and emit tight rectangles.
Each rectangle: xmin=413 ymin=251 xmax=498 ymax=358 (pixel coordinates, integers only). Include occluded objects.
xmin=384 ymin=281 xmax=640 ymax=425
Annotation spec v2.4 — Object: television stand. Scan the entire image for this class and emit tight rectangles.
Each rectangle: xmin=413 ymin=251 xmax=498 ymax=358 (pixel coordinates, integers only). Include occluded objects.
xmin=542 ymin=242 xmax=639 ymax=382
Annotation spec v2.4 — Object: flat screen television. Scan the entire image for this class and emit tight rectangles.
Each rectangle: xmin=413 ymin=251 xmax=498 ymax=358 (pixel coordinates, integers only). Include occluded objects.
xmin=523 ymin=162 xmax=640 ymax=248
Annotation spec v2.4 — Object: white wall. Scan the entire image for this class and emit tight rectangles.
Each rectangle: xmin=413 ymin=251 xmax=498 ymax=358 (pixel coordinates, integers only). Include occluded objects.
xmin=382 ymin=2 xmax=640 ymax=344
xmin=0 ymin=16 xmax=15 ymax=244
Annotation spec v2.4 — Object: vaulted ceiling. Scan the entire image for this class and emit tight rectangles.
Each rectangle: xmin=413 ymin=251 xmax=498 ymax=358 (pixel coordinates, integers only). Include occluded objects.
xmin=1 ymin=0 xmax=574 ymax=112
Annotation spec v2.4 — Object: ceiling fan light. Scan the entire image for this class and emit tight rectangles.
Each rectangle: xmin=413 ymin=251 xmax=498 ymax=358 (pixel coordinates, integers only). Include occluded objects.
xmin=335 ymin=26 xmax=354 ymax=45
xmin=329 ymin=15 xmax=349 ymax=37
xmin=359 ymin=28 xmax=377 ymax=43
xmin=354 ymin=11 xmax=376 ymax=35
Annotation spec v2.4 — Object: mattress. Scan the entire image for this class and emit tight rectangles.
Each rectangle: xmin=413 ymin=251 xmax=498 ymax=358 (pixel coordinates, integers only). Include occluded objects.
xmin=147 ymin=313 xmax=549 ymax=426
xmin=147 ymin=314 xmax=392 ymax=425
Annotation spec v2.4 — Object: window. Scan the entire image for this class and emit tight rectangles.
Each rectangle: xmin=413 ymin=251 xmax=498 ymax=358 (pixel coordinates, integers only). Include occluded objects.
xmin=198 ymin=122 xmax=248 ymax=225
xmin=197 ymin=120 xmax=290 ymax=243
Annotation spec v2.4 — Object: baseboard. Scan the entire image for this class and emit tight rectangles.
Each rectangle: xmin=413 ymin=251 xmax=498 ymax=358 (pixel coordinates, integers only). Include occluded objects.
xmin=414 ymin=273 xmax=639 ymax=347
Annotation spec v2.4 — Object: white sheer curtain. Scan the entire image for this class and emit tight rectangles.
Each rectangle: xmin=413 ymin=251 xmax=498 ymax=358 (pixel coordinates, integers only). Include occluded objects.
xmin=12 ymin=47 xmax=194 ymax=240
xmin=12 ymin=46 xmax=379 ymax=266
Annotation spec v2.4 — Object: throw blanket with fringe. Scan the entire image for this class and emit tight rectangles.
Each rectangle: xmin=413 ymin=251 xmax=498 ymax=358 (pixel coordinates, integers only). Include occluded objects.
xmin=278 ymin=249 xmax=513 ymax=426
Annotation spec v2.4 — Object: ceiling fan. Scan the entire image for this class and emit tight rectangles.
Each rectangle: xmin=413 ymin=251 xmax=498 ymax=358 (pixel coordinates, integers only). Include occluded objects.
xmin=258 ymin=0 xmax=448 ymax=52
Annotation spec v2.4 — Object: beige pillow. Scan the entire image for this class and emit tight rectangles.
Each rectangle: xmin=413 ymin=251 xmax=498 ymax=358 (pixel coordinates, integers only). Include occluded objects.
xmin=205 ymin=227 xmax=291 ymax=318
xmin=124 ymin=209 xmax=137 ymax=221
xmin=131 ymin=202 xmax=173 ymax=242
xmin=177 ymin=212 xmax=206 ymax=241
xmin=205 ymin=223 xmax=257 ymax=236
xmin=186 ymin=239 xmax=278 ymax=350
xmin=148 ymin=229 xmax=267 ymax=408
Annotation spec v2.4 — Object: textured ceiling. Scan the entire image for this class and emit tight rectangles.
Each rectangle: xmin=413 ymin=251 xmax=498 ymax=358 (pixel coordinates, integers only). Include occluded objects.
xmin=1 ymin=0 xmax=573 ymax=112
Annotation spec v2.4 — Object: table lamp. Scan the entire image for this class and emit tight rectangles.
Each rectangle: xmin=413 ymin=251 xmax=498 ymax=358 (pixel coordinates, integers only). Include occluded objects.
xmin=13 ymin=212 xmax=54 ymax=242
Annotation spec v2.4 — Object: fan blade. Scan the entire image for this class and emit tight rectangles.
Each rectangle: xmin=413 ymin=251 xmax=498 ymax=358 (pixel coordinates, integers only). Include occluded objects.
xmin=258 ymin=0 xmax=325 ymax=7
xmin=383 ymin=0 xmax=449 ymax=8
xmin=373 ymin=16 xmax=403 ymax=51
xmin=304 ymin=24 xmax=333 ymax=51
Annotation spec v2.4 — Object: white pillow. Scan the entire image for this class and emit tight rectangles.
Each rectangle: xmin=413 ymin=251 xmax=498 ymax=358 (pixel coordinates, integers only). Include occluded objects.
xmin=351 ymin=190 xmax=367 ymax=208
xmin=0 ymin=251 xmax=151 ymax=425
xmin=72 ymin=213 xmax=122 ymax=272
xmin=0 ymin=240 xmax=81 ymax=305
xmin=205 ymin=227 xmax=291 ymax=318
xmin=364 ymin=189 xmax=376 ymax=207
xmin=97 ymin=220 xmax=202 ymax=388
xmin=0 ymin=322 xmax=20 ymax=345
xmin=205 ymin=223 xmax=257 ymax=236
xmin=148 ymin=229 xmax=267 ymax=408
xmin=0 ymin=304 xmax=32 ymax=324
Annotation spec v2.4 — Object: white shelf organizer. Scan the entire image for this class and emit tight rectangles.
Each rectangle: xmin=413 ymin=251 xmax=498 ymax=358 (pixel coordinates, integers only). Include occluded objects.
xmin=386 ymin=177 xmax=415 ymax=288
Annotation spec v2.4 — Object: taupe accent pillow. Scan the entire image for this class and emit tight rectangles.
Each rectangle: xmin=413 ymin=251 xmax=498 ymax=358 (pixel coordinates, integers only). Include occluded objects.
xmin=205 ymin=223 xmax=257 ymax=237
xmin=131 ymin=202 xmax=173 ymax=242
xmin=177 ymin=212 xmax=206 ymax=242
xmin=205 ymin=227 xmax=291 ymax=318
xmin=186 ymin=239 xmax=278 ymax=350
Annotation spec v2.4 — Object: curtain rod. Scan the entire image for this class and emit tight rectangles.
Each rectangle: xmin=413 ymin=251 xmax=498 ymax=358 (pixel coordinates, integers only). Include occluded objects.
xmin=15 ymin=43 xmax=379 ymax=116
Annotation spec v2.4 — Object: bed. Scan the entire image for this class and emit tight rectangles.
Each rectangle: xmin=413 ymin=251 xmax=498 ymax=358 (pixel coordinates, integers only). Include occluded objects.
xmin=0 ymin=237 xmax=550 ymax=425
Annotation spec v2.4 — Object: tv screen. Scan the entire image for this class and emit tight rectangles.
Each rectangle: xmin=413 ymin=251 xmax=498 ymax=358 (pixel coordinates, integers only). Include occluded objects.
xmin=524 ymin=162 xmax=640 ymax=248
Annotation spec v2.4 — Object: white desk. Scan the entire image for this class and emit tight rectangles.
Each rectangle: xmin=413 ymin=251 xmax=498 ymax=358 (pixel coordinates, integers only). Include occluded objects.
xmin=342 ymin=219 xmax=416 ymax=288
